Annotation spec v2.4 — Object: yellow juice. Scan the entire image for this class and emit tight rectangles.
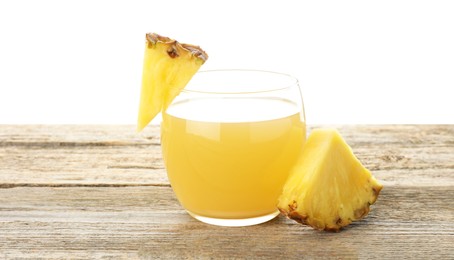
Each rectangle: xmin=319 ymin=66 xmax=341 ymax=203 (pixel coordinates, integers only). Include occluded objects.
xmin=161 ymin=98 xmax=306 ymax=219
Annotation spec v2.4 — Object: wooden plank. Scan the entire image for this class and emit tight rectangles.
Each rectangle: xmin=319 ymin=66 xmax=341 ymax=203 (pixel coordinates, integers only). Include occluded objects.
xmin=0 ymin=125 xmax=453 ymax=186
xmin=0 ymin=185 xmax=453 ymax=259
xmin=0 ymin=125 xmax=166 ymax=186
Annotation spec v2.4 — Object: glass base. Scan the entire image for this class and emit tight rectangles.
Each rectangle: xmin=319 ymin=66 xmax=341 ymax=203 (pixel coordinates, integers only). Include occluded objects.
xmin=186 ymin=210 xmax=280 ymax=227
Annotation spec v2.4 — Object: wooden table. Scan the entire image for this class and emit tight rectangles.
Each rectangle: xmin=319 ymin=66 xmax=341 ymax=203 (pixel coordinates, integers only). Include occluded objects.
xmin=0 ymin=125 xmax=453 ymax=259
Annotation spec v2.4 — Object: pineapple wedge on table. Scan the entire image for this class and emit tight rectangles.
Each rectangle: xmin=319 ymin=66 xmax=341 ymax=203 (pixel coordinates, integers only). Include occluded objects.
xmin=137 ymin=33 xmax=208 ymax=131
xmin=278 ymin=129 xmax=383 ymax=232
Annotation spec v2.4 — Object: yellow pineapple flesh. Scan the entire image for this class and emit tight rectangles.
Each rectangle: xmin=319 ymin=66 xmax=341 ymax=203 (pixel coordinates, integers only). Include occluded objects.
xmin=137 ymin=33 xmax=208 ymax=131
xmin=278 ymin=129 xmax=383 ymax=231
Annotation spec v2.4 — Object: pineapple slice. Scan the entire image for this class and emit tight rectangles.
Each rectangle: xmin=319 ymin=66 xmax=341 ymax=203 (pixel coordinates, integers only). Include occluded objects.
xmin=278 ymin=129 xmax=383 ymax=232
xmin=137 ymin=33 xmax=208 ymax=131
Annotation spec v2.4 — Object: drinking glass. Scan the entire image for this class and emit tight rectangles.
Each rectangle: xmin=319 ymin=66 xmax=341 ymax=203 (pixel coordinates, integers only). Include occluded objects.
xmin=161 ymin=69 xmax=306 ymax=226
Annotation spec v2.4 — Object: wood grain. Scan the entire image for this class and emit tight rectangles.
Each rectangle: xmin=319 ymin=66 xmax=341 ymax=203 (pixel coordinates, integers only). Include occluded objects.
xmin=0 ymin=186 xmax=453 ymax=259
xmin=1 ymin=125 xmax=453 ymax=187
xmin=0 ymin=125 xmax=453 ymax=259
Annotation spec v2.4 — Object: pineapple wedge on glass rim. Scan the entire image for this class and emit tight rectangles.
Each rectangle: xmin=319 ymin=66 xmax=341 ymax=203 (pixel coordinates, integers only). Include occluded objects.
xmin=278 ymin=129 xmax=383 ymax=232
xmin=137 ymin=33 xmax=208 ymax=131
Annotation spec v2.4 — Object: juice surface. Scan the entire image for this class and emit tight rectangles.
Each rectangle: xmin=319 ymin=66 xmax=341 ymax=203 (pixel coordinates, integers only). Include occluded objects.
xmin=161 ymin=98 xmax=306 ymax=219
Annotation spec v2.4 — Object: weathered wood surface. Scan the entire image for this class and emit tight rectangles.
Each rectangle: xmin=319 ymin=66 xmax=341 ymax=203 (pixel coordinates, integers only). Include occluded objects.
xmin=0 ymin=125 xmax=453 ymax=259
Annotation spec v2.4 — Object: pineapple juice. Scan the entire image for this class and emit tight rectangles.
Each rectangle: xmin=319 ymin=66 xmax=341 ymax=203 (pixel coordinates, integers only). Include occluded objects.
xmin=161 ymin=97 xmax=305 ymax=220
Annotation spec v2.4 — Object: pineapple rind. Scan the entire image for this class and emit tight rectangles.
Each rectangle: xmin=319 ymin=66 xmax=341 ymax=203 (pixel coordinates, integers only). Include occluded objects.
xmin=278 ymin=129 xmax=383 ymax=232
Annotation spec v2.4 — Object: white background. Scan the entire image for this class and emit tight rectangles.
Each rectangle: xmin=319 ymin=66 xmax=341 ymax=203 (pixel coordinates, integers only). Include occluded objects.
xmin=0 ymin=0 xmax=453 ymax=124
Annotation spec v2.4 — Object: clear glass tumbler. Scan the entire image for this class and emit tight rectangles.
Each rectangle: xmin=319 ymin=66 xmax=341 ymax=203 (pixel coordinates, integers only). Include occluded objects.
xmin=161 ymin=70 xmax=306 ymax=226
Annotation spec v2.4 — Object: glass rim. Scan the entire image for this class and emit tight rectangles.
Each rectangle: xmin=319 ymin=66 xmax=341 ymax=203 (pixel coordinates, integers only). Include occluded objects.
xmin=181 ymin=69 xmax=299 ymax=95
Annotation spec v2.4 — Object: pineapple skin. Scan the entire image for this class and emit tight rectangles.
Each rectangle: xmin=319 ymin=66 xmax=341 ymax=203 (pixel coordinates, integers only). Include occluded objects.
xmin=137 ymin=33 xmax=208 ymax=131
xmin=278 ymin=129 xmax=383 ymax=232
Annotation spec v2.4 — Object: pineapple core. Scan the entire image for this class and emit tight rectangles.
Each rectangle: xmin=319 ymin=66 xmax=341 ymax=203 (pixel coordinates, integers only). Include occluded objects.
xmin=137 ymin=33 xmax=208 ymax=131
xmin=278 ymin=129 xmax=383 ymax=232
